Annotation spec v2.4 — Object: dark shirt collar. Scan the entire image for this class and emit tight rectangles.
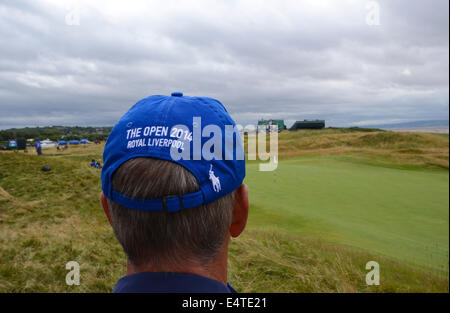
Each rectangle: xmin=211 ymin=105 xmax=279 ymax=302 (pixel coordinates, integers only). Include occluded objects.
xmin=113 ymin=272 xmax=237 ymax=293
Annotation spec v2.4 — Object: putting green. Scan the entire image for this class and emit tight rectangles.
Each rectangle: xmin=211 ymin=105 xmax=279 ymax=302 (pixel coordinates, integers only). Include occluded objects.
xmin=245 ymin=156 xmax=449 ymax=274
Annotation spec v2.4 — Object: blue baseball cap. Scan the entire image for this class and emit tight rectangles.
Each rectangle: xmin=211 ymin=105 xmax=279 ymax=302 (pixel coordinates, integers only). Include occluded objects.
xmin=101 ymin=92 xmax=245 ymax=212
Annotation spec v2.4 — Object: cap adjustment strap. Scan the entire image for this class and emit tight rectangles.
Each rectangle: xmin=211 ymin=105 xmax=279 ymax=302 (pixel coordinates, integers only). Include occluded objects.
xmin=111 ymin=189 xmax=204 ymax=212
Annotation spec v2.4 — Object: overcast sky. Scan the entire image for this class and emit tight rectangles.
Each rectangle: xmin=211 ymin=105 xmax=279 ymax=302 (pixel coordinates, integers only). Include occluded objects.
xmin=0 ymin=0 xmax=448 ymax=129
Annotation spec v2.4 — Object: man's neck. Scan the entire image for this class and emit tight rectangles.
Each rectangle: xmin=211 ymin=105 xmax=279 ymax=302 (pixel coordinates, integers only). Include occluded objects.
xmin=125 ymin=244 xmax=229 ymax=285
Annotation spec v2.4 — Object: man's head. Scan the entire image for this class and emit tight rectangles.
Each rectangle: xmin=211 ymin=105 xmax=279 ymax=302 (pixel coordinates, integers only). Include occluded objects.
xmin=101 ymin=157 xmax=248 ymax=271
xmin=100 ymin=92 xmax=248 ymax=279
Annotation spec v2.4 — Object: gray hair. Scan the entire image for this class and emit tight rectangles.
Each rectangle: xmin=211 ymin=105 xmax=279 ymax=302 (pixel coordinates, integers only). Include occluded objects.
xmin=107 ymin=157 xmax=235 ymax=268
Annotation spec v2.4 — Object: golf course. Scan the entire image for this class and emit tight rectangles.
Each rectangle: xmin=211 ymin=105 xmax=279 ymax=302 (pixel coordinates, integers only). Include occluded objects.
xmin=0 ymin=128 xmax=448 ymax=292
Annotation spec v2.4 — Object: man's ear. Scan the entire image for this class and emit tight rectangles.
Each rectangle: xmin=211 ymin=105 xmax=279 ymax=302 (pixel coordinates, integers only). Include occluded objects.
xmin=230 ymin=184 xmax=249 ymax=238
xmin=101 ymin=192 xmax=113 ymax=226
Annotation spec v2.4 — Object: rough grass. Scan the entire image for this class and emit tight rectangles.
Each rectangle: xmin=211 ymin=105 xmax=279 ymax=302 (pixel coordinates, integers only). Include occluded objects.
xmin=229 ymin=229 xmax=448 ymax=293
xmin=0 ymin=130 xmax=448 ymax=292
xmin=0 ymin=146 xmax=124 ymax=292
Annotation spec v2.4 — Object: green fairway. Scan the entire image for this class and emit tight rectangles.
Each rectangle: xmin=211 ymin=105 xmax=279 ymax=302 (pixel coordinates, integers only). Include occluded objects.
xmin=246 ymin=156 xmax=449 ymax=274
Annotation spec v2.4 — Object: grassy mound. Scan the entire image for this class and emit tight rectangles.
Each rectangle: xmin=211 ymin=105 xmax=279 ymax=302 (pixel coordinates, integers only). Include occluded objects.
xmin=261 ymin=129 xmax=449 ymax=169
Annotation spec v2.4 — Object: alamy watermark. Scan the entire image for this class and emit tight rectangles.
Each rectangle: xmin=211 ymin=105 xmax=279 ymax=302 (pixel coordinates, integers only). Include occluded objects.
xmin=124 ymin=117 xmax=279 ymax=171
xmin=365 ymin=261 xmax=380 ymax=285
xmin=65 ymin=1 xmax=81 ymax=26
xmin=66 ymin=261 xmax=80 ymax=285
xmin=366 ymin=1 xmax=381 ymax=26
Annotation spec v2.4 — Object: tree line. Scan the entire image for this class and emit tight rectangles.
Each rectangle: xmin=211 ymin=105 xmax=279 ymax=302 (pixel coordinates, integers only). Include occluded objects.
xmin=0 ymin=126 xmax=112 ymax=142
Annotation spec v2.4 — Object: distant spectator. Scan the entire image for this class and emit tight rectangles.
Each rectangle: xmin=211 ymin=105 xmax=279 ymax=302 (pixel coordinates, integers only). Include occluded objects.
xmin=57 ymin=145 xmax=67 ymax=151
xmin=35 ymin=140 xmax=42 ymax=155
xmin=90 ymin=159 xmax=102 ymax=169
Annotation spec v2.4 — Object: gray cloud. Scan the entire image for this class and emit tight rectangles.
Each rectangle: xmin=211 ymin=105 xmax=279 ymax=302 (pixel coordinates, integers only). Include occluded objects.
xmin=0 ymin=0 xmax=448 ymax=129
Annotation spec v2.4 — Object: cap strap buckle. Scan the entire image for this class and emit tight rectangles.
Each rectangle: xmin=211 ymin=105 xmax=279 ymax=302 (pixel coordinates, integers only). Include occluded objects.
xmin=161 ymin=195 xmax=184 ymax=212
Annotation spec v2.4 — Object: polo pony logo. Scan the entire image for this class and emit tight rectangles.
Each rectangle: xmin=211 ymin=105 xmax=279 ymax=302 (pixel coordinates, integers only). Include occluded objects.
xmin=209 ymin=165 xmax=221 ymax=192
